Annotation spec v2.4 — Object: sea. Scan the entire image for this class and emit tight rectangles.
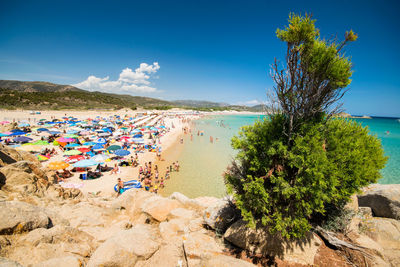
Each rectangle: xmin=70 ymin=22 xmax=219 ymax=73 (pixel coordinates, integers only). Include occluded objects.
xmin=161 ymin=115 xmax=400 ymax=198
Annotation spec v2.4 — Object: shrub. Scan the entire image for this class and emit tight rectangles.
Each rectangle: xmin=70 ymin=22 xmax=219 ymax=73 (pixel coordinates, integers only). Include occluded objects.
xmin=225 ymin=115 xmax=387 ymax=239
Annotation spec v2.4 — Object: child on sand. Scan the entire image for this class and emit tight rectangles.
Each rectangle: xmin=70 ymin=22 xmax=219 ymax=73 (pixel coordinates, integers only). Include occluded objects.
xmin=116 ymin=178 xmax=124 ymax=197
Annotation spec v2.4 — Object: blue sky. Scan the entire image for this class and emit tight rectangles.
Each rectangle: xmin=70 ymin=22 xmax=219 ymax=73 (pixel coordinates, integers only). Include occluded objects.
xmin=0 ymin=0 xmax=399 ymax=117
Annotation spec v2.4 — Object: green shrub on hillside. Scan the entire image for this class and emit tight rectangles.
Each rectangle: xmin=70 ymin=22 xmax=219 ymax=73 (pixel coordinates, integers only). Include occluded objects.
xmin=225 ymin=115 xmax=387 ymax=239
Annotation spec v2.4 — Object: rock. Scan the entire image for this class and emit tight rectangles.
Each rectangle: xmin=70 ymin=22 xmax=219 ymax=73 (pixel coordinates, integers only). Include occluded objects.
xmin=32 ymin=256 xmax=83 ymax=267
xmin=87 ymin=224 xmax=160 ymax=267
xmin=0 ymin=257 xmax=24 ymax=267
xmin=224 ymin=220 xmax=321 ymax=265
xmin=184 ymin=231 xmax=223 ymax=258
xmin=200 ymin=254 xmax=256 ymax=267
xmin=0 ymin=236 xmax=11 ymax=249
xmin=194 ymin=196 xmax=220 ymax=208
xmin=361 ymin=217 xmax=400 ymax=266
xmin=0 ymin=201 xmax=52 ymax=234
xmin=359 ymin=206 xmax=373 ymax=217
xmin=0 ymin=144 xmax=40 ymax=167
xmin=141 ymin=196 xmax=182 ymax=222
xmin=203 ymin=197 xmax=239 ymax=233
xmin=168 ymin=208 xmax=196 ymax=221
xmin=358 ymin=184 xmax=400 ymax=219
xmin=345 ymin=193 xmax=359 ymax=212
xmin=135 ymin=244 xmax=183 ymax=267
xmin=159 ymin=219 xmax=187 ymax=241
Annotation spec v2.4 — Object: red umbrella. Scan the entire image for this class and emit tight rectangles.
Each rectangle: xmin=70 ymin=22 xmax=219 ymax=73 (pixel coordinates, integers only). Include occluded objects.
xmin=78 ymin=147 xmax=91 ymax=153
xmin=65 ymin=155 xmax=85 ymax=163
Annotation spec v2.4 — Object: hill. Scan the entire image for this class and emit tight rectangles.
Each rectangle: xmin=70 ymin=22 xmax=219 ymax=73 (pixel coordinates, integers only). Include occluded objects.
xmin=0 ymin=79 xmax=263 ymax=111
xmin=0 ymin=80 xmax=83 ymax=93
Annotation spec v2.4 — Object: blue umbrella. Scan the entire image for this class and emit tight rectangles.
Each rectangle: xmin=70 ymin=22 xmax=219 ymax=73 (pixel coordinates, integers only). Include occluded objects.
xmin=73 ymin=159 xmax=98 ymax=168
xmin=14 ymin=136 xmax=32 ymax=143
xmin=97 ymin=138 xmax=107 ymax=144
xmin=18 ymin=123 xmax=30 ymax=127
xmin=114 ymin=149 xmax=130 ymax=156
xmin=0 ymin=133 xmax=8 ymax=137
xmin=67 ymin=130 xmax=78 ymax=134
xmin=83 ymin=141 xmax=96 ymax=146
xmin=8 ymin=131 xmax=26 ymax=136
xmin=65 ymin=143 xmax=80 ymax=148
xmin=131 ymin=138 xmax=145 ymax=143
xmin=92 ymin=143 xmax=104 ymax=150
xmin=48 ymin=131 xmax=61 ymax=135
xmin=37 ymin=128 xmax=49 ymax=132
xmin=133 ymin=134 xmax=143 ymax=138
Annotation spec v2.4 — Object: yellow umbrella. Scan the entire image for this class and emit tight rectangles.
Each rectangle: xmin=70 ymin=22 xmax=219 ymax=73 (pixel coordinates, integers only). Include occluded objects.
xmin=48 ymin=161 xmax=70 ymax=170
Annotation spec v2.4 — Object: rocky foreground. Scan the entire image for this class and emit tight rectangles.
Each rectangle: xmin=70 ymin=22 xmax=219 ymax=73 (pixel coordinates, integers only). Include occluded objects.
xmin=0 ymin=143 xmax=399 ymax=266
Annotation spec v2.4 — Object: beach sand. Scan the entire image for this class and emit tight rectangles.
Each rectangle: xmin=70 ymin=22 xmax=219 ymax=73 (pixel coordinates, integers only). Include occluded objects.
xmin=0 ymin=109 xmax=195 ymax=197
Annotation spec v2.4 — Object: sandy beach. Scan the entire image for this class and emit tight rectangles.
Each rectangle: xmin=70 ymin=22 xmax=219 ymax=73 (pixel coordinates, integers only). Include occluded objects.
xmin=0 ymin=109 xmax=197 ymax=197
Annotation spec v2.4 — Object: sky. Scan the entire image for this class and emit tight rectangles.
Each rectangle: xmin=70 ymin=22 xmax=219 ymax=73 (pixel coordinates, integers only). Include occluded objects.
xmin=0 ymin=0 xmax=399 ymax=117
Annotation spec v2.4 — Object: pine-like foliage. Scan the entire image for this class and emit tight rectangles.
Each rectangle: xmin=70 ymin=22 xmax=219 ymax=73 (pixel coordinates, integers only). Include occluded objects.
xmin=225 ymin=14 xmax=387 ymax=239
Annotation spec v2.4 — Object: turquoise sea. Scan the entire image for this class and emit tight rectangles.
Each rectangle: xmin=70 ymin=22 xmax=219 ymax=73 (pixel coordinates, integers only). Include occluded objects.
xmin=162 ymin=115 xmax=400 ymax=198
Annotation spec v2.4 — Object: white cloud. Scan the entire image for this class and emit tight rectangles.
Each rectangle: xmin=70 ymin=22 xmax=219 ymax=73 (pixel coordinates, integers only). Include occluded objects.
xmin=236 ymin=99 xmax=264 ymax=106
xmin=73 ymin=62 xmax=160 ymax=94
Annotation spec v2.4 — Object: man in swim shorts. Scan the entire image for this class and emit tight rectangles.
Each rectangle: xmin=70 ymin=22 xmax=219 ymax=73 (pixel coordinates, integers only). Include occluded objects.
xmin=117 ymin=178 xmax=124 ymax=196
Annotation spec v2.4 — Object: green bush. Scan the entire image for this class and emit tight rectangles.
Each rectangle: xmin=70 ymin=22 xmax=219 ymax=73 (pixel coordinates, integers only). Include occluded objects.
xmin=225 ymin=115 xmax=387 ymax=239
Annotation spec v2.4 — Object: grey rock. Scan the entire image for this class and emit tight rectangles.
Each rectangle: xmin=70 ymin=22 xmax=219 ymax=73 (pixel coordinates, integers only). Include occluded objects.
xmin=203 ymin=196 xmax=239 ymax=233
xmin=0 ymin=257 xmax=24 ymax=267
xmin=358 ymin=184 xmax=400 ymax=220
xmin=0 ymin=201 xmax=51 ymax=234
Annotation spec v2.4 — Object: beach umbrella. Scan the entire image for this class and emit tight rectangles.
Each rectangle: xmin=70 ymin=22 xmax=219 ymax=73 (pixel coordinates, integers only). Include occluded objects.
xmin=36 ymin=128 xmax=49 ymax=132
xmin=79 ymin=130 xmax=90 ymax=136
xmin=14 ymin=136 xmax=32 ymax=143
xmin=8 ymin=131 xmax=26 ymax=136
xmin=57 ymin=137 xmax=76 ymax=143
xmin=114 ymin=149 xmax=130 ymax=156
xmin=37 ymin=155 xmax=50 ymax=161
xmin=66 ymin=130 xmax=79 ymax=134
xmin=83 ymin=141 xmax=96 ymax=146
xmin=92 ymin=143 xmax=104 ymax=150
xmin=106 ymin=145 xmax=121 ymax=151
xmin=133 ymin=134 xmax=143 ymax=138
xmin=91 ymin=154 xmax=109 ymax=162
xmin=65 ymin=155 xmax=85 ymax=163
xmin=96 ymin=138 xmax=107 ymax=144
xmin=0 ymin=121 xmax=10 ymax=125
xmin=0 ymin=133 xmax=9 ymax=137
xmin=33 ymin=140 xmax=49 ymax=145
xmin=78 ymin=147 xmax=91 ymax=153
xmin=48 ymin=131 xmax=61 ymax=135
xmin=98 ymin=132 xmax=110 ymax=137
xmin=131 ymin=138 xmax=145 ymax=143
xmin=48 ymin=161 xmax=70 ymax=170
xmin=18 ymin=122 xmax=30 ymax=127
xmin=73 ymin=159 xmax=98 ymax=168
xmin=65 ymin=134 xmax=79 ymax=138
xmin=65 ymin=143 xmax=80 ymax=148
xmin=63 ymin=150 xmax=82 ymax=156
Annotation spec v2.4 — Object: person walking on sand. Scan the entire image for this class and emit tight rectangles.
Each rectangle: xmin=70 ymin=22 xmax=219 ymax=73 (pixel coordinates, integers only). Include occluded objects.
xmin=116 ymin=178 xmax=124 ymax=197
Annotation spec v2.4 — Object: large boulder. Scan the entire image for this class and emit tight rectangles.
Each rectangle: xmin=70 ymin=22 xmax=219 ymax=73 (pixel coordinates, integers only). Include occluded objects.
xmin=184 ymin=231 xmax=223 ymax=258
xmin=141 ymin=196 xmax=182 ymax=222
xmin=87 ymin=224 xmax=160 ymax=267
xmin=358 ymin=184 xmax=400 ymax=220
xmin=0 ymin=144 xmax=39 ymax=167
xmin=32 ymin=256 xmax=83 ymax=267
xmin=224 ymin=220 xmax=321 ymax=265
xmin=361 ymin=217 xmax=400 ymax=266
xmin=200 ymin=254 xmax=256 ymax=267
xmin=0 ymin=201 xmax=52 ymax=234
xmin=135 ymin=244 xmax=183 ymax=267
xmin=0 ymin=257 xmax=24 ymax=267
xmin=203 ymin=196 xmax=240 ymax=233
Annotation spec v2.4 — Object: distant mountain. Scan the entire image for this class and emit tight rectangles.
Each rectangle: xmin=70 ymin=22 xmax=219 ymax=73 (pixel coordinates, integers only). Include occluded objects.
xmin=0 ymin=80 xmax=83 ymax=93
xmin=173 ymin=99 xmax=229 ymax=108
xmin=0 ymin=79 xmax=263 ymax=112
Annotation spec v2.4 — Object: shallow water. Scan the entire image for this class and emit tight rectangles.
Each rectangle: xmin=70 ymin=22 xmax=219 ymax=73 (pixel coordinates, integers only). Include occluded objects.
xmin=162 ymin=115 xmax=400 ymax=198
